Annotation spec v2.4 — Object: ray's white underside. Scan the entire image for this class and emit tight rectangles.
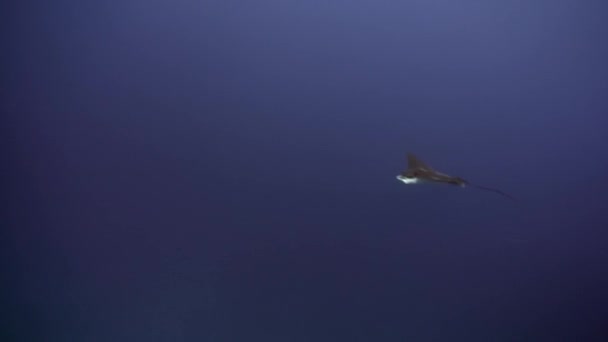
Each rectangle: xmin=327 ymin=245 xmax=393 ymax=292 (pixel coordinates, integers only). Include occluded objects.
xmin=396 ymin=176 xmax=419 ymax=184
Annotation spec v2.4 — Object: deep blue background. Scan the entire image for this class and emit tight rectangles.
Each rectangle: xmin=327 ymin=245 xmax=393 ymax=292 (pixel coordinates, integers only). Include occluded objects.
xmin=4 ymin=1 xmax=608 ymax=341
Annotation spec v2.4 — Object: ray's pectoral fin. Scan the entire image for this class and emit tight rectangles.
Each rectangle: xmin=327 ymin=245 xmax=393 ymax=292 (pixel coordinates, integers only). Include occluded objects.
xmin=450 ymin=177 xmax=467 ymax=187
xmin=407 ymin=153 xmax=434 ymax=172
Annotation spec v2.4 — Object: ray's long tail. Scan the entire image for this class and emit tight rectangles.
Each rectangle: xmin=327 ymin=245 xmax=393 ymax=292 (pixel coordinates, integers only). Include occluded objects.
xmin=469 ymin=183 xmax=517 ymax=201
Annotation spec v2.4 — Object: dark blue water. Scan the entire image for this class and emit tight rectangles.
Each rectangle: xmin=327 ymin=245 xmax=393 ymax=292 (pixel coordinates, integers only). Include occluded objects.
xmin=4 ymin=1 xmax=608 ymax=341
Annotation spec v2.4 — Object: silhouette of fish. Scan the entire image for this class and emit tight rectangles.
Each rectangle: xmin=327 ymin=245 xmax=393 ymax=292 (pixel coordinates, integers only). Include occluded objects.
xmin=397 ymin=153 xmax=516 ymax=201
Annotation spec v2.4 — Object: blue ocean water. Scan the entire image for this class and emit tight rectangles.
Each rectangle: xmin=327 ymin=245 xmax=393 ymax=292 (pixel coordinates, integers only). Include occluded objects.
xmin=4 ymin=1 xmax=608 ymax=341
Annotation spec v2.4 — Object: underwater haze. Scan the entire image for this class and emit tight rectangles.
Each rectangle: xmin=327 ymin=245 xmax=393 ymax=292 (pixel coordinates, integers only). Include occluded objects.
xmin=4 ymin=0 xmax=608 ymax=341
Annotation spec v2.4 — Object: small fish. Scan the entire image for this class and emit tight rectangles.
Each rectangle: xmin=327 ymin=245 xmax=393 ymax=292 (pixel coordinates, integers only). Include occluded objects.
xmin=397 ymin=153 xmax=516 ymax=201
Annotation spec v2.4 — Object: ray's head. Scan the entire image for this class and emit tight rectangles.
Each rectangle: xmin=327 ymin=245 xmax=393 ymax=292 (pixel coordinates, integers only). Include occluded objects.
xmin=396 ymin=171 xmax=419 ymax=184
